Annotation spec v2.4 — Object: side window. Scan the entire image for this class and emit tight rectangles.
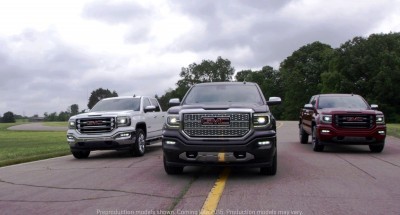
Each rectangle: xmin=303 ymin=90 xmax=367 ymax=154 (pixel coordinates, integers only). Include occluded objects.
xmin=143 ymin=98 xmax=151 ymax=110
xmin=150 ymin=98 xmax=161 ymax=112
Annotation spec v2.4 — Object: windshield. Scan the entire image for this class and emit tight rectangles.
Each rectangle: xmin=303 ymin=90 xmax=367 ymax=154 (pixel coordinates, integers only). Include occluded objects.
xmin=317 ymin=96 xmax=369 ymax=109
xmin=183 ymin=84 xmax=264 ymax=105
xmin=91 ymin=98 xmax=140 ymax=112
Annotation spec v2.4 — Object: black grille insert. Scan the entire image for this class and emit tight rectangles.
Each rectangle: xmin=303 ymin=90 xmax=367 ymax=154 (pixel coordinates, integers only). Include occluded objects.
xmin=334 ymin=115 xmax=373 ymax=129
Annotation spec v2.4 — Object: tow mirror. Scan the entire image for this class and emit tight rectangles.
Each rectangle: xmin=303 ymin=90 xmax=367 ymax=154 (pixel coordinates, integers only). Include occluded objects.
xmin=371 ymin=104 xmax=379 ymax=110
xmin=267 ymin=97 xmax=282 ymax=105
xmin=304 ymin=104 xmax=314 ymax=110
xmin=169 ymin=98 xmax=180 ymax=107
xmin=144 ymin=105 xmax=156 ymax=113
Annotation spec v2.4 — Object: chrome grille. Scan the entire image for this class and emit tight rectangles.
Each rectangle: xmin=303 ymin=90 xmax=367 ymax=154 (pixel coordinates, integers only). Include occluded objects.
xmin=334 ymin=115 xmax=373 ymax=129
xmin=77 ymin=117 xmax=115 ymax=133
xmin=183 ymin=113 xmax=250 ymax=138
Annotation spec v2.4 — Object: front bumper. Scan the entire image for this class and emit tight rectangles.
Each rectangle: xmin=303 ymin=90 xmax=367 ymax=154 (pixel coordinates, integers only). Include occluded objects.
xmin=162 ymin=129 xmax=277 ymax=168
xmin=66 ymin=128 xmax=136 ymax=151
xmin=316 ymin=124 xmax=386 ymax=145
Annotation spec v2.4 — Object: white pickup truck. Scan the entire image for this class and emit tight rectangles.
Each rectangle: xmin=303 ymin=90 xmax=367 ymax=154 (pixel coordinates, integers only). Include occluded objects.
xmin=67 ymin=96 xmax=165 ymax=159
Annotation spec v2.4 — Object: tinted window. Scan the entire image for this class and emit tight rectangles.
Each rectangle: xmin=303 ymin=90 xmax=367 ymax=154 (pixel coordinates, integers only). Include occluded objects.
xmin=317 ymin=96 xmax=369 ymax=109
xmin=183 ymin=84 xmax=264 ymax=105
xmin=91 ymin=98 xmax=140 ymax=111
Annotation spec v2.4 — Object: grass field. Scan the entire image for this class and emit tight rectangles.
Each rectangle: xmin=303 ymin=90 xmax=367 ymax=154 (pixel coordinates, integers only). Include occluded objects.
xmin=0 ymin=123 xmax=69 ymax=167
xmin=387 ymin=124 xmax=400 ymax=139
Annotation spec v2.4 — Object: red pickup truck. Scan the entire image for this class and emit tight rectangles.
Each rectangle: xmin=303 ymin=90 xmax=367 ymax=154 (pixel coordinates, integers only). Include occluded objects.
xmin=299 ymin=94 xmax=386 ymax=152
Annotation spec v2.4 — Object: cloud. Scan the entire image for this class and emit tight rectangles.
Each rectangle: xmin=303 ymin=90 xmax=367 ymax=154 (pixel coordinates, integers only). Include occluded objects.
xmin=1 ymin=0 xmax=400 ymax=116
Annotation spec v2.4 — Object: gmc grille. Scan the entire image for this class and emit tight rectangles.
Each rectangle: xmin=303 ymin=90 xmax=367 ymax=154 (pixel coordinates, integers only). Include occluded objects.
xmin=182 ymin=113 xmax=250 ymax=138
xmin=77 ymin=117 xmax=115 ymax=133
xmin=334 ymin=115 xmax=373 ymax=129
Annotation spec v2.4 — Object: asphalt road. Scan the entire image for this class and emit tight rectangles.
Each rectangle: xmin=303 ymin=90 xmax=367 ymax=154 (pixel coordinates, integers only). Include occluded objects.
xmin=1 ymin=121 xmax=399 ymax=215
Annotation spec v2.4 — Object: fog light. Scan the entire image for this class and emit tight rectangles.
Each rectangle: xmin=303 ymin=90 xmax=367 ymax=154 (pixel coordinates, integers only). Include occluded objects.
xmin=258 ymin=141 xmax=271 ymax=145
xmin=166 ymin=141 xmax=176 ymax=145
xmin=378 ymin=130 xmax=385 ymax=135
xmin=67 ymin=135 xmax=74 ymax=140
xmin=119 ymin=133 xmax=131 ymax=138
xmin=321 ymin=130 xmax=330 ymax=134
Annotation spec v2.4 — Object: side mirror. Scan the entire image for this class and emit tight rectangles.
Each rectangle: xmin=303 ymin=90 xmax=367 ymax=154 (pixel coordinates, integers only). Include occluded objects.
xmin=266 ymin=97 xmax=282 ymax=106
xmin=169 ymin=98 xmax=180 ymax=107
xmin=144 ymin=105 xmax=156 ymax=113
xmin=371 ymin=104 xmax=379 ymax=110
xmin=304 ymin=104 xmax=314 ymax=110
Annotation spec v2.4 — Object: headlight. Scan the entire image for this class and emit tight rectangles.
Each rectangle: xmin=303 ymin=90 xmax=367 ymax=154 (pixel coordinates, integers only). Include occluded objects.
xmin=117 ymin=116 xmax=131 ymax=127
xmin=321 ymin=115 xmax=332 ymax=123
xmin=376 ymin=115 xmax=385 ymax=124
xmin=68 ymin=120 xmax=76 ymax=129
xmin=166 ymin=114 xmax=180 ymax=128
xmin=253 ymin=113 xmax=270 ymax=127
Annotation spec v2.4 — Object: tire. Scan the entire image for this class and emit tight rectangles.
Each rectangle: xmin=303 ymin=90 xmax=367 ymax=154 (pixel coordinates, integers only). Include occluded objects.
xmin=163 ymin=156 xmax=183 ymax=175
xmin=260 ymin=153 xmax=277 ymax=176
xmin=131 ymin=129 xmax=146 ymax=157
xmin=369 ymin=143 xmax=384 ymax=153
xmin=312 ymin=126 xmax=324 ymax=152
xmin=71 ymin=150 xmax=90 ymax=159
xmin=299 ymin=123 xmax=309 ymax=144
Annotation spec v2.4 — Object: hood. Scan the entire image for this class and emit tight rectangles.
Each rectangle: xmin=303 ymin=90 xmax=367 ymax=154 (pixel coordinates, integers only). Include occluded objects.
xmin=69 ymin=110 xmax=136 ymax=119
xmin=320 ymin=108 xmax=383 ymax=115
xmin=167 ymin=103 xmax=269 ymax=114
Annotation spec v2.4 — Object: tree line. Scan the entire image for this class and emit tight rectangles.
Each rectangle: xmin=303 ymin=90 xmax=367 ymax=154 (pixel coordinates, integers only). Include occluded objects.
xmin=159 ymin=33 xmax=400 ymax=122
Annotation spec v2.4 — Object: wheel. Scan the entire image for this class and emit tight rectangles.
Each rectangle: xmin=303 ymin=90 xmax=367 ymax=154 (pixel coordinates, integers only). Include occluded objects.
xmin=131 ymin=129 xmax=146 ymax=157
xmin=71 ymin=150 xmax=90 ymax=159
xmin=299 ymin=123 xmax=309 ymax=144
xmin=312 ymin=126 xmax=324 ymax=152
xmin=369 ymin=143 xmax=384 ymax=153
xmin=260 ymin=153 xmax=277 ymax=176
xmin=163 ymin=156 xmax=183 ymax=175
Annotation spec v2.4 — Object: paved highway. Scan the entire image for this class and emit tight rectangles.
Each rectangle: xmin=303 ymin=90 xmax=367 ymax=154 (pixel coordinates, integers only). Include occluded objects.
xmin=1 ymin=121 xmax=399 ymax=215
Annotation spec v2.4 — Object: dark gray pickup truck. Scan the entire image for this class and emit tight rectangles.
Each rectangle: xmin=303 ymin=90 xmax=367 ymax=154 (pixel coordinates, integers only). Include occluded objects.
xmin=162 ymin=82 xmax=281 ymax=175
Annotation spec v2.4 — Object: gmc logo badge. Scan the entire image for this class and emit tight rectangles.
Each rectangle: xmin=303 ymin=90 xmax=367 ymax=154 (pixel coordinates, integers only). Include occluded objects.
xmin=201 ymin=117 xmax=230 ymax=125
xmin=346 ymin=117 xmax=364 ymax=122
xmin=86 ymin=120 xmax=103 ymax=126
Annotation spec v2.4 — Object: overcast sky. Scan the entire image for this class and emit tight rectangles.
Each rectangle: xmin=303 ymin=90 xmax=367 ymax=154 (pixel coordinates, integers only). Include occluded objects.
xmin=0 ymin=0 xmax=399 ymax=117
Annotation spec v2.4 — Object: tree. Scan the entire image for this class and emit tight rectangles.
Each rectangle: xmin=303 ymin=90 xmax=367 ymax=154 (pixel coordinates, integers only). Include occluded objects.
xmin=87 ymin=88 xmax=118 ymax=109
xmin=325 ymin=33 xmax=400 ymax=122
xmin=280 ymin=41 xmax=334 ymax=120
xmin=68 ymin=104 xmax=79 ymax=116
xmin=235 ymin=66 xmax=284 ymax=119
xmin=177 ymin=56 xmax=235 ymax=90
xmin=2 ymin=111 xmax=16 ymax=123
xmin=159 ymin=56 xmax=235 ymax=110
xmin=58 ymin=111 xmax=69 ymax=121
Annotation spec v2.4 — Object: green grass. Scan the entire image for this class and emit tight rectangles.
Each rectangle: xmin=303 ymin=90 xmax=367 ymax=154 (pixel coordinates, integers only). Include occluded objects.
xmin=0 ymin=123 xmax=69 ymax=167
xmin=387 ymin=124 xmax=400 ymax=139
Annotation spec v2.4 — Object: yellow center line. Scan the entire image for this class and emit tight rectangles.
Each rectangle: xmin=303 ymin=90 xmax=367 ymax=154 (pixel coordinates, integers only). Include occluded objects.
xmin=217 ymin=152 xmax=225 ymax=162
xmin=200 ymin=167 xmax=230 ymax=215
xmin=199 ymin=121 xmax=282 ymax=214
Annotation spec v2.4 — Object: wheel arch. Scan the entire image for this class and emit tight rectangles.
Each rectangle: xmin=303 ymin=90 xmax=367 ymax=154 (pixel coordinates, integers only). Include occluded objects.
xmin=135 ymin=122 xmax=147 ymax=138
